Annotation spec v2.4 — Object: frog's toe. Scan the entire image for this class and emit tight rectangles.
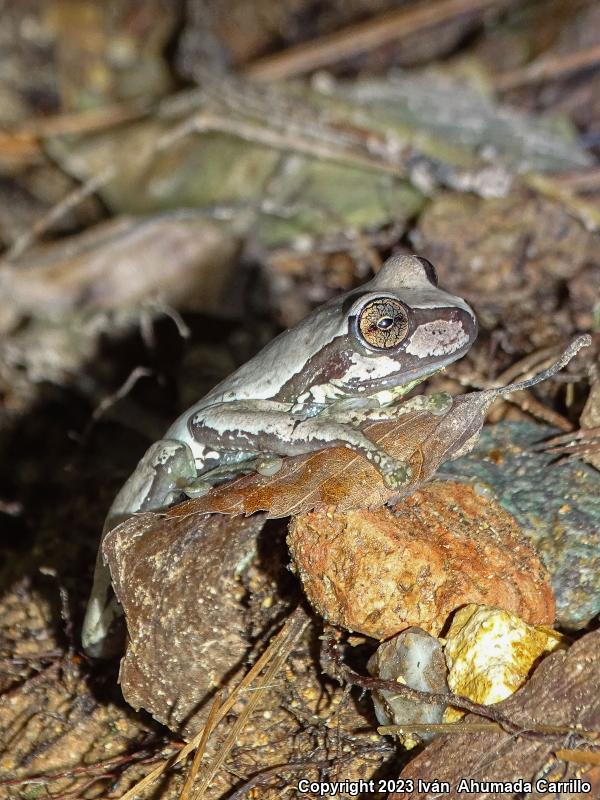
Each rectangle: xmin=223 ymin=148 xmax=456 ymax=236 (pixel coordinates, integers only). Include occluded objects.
xmin=430 ymin=391 xmax=453 ymax=416
xmin=377 ymin=456 xmax=412 ymax=489
xmin=182 ymin=478 xmax=213 ymax=498
xmin=254 ymin=455 xmax=284 ymax=476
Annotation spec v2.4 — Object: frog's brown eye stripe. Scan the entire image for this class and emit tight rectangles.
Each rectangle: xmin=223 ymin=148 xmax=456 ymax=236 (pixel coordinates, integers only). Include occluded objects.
xmin=357 ymin=298 xmax=409 ymax=349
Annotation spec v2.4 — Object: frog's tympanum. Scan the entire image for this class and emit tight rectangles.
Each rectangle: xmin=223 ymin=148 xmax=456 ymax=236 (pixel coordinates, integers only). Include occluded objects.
xmin=82 ymin=255 xmax=477 ymax=657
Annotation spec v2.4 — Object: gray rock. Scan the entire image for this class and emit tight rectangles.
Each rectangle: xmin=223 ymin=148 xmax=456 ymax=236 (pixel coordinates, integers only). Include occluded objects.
xmin=444 ymin=421 xmax=600 ymax=629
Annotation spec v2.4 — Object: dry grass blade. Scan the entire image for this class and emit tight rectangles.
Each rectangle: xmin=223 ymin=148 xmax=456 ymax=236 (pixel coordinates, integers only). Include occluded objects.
xmin=496 ymin=43 xmax=600 ymax=92
xmin=179 ymin=691 xmax=223 ymax=800
xmin=191 ymin=608 xmax=310 ymax=799
xmin=244 ymin=0 xmax=514 ymax=81
xmin=534 ymin=426 xmax=600 ymax=462
xmin=118 ymin=607 xmax=309 ymax=800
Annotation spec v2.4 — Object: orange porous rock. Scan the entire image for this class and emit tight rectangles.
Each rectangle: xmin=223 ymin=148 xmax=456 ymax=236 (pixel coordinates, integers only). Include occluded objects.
xmin=287 ymin=481 xmax=554 ymax=639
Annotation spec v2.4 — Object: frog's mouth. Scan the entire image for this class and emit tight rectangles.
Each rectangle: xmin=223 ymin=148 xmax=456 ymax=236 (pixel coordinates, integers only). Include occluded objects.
xmin=339 ymin=359 xmax=446 ymax=397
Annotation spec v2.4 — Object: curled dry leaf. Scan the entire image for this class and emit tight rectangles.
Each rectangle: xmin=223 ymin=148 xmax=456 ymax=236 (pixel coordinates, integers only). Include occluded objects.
xmin=0 ymin=212 xmax=239 ymax=332
xmin=393 ymin=631 xmax=600 ymax=799
xmin=102 ymin=510 xmax=266 ymax=737
xmin=172 ymin=336 xmax=591 ymax=520
xmin=287 ymin=481 xmax=555 ymax=639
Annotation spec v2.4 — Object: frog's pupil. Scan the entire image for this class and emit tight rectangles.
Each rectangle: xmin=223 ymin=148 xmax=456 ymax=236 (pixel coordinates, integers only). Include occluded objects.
xmin=377 ymin=317 xmax=394 ymax=330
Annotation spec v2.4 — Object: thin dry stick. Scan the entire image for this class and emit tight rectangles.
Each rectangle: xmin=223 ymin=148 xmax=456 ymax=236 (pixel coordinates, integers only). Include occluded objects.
xmin=378 ymin=722 xmax=600 ymax=737
xmin=244 ymin=0 xmax=514 ymax=81
xmin=91 ymin=367 xmax=153 ymax=424
xmin=179 ymin=691 xmax=223 ymax=800
xmin=157 ymin=112 xmax=401 ymax=177
xmin=118 ymin=607 xmax=309 ymax=800
xmin=191 ymin=609 xmax=310 ymax=799
xmin=17 ymin=101 xmax=148 ymax=139
xmin=6 ymin=165 xmax=116 ymax=260
xmin=555 ymin=749 xmax=600 ymax=766
xmin=496 ymin=43 xmax=600 ymax=92
xmin=558 ymin=167 xmax=600 ymax=193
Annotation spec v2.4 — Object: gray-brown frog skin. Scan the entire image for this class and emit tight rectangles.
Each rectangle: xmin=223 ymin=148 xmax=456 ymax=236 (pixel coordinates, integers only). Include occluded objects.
xmin=82 ymin=255 xmax=477 ymax=657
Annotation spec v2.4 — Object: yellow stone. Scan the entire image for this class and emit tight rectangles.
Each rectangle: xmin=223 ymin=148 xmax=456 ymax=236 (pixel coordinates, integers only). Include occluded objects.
xmin=442 ymin=604 xmax=565 ymax=721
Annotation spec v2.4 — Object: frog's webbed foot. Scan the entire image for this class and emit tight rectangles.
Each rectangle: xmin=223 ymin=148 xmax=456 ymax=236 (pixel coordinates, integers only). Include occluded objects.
xmin=288 ymin=418 xmax=413 ymax=490
xmin=317 ymin=392 xmax=453 ymax=427
xmin=82 ymin=438 xmax=198 ymax=659
xmin=398 ymin=391 xmax=452 ymax=417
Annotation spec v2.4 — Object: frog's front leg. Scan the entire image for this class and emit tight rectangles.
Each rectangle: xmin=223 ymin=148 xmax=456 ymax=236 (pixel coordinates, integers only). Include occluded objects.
xmin=319 ymin=392 xmax=453 ymax=425
xmin=192 ymin=401 xmax=413 ymax=490
xmin=82 ymin=438 xmax=199 ymax=658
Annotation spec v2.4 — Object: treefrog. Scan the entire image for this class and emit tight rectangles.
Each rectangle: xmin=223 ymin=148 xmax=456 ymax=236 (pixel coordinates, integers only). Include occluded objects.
xmin=82 ymin=254 xmax=477 ymax=657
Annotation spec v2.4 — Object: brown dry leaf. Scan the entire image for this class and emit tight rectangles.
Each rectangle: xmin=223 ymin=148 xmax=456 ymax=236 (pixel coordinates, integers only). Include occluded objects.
xmin=170 ymin=354 xmax=577 ymax=519
xmin=0 ymin=212 xmax=239 ymax=330
xmin=169 ymin=393 xmax=495 ymax=520
xmin=103 ymin=511 xmax=267 ymax=737
xmin=170 ymin=336 xmax=589 ymax=520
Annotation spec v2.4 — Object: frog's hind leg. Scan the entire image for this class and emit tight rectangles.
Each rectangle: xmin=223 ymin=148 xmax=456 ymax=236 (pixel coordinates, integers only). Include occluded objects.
xmin=82 ymin=438 xmax=198 ymax=659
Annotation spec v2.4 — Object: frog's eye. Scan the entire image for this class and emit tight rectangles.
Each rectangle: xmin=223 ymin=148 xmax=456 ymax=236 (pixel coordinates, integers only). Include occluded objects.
xmin=356 ymin=298 xmax=409 ymax=349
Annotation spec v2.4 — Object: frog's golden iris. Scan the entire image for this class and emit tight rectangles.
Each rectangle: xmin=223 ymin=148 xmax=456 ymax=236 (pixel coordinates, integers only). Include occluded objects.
xmin=358 ymin=298 xmax=409 ymax=350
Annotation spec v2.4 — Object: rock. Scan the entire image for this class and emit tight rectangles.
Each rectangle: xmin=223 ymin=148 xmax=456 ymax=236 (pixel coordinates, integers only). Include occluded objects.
xmin=288 ymin=481 xmax=554 ymax=639
xmin=394 ymin=631 xmax=600 ymax=799
xmin=443 ymin=604 xmax=565 ymax=721
xmin=445 ymin=422 xmax=600 ymax=628
xmin=368 ymin=627 xmax=448 ymax=749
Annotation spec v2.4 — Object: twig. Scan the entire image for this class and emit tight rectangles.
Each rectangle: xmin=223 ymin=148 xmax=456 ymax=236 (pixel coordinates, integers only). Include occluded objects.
xmin=555 ymin=749 xmax=600 ymax=765
xmin=0 ymin=744 xmax=165 ymax=787
xmin=319 ymin=629 xmax=596 ymax=742
xmin=244 ymin=0 xmax=515 ymax=81
xmin=534 ymin=425 xmax=600 ymax=462
xmin=6 ymin=165 xmax=116 ymax=260
xmin=227 ymin=754 xmax=357 ymax=800
xmin=157 ymin=111 xmax=402 ymax=178
xmin=15 ymin=101 xmax=149 ymax=139
xmin=118 ymin=607 xmax=309 ymax=800
xmin=495 ymin=43 xmax=600 ymax=92
xmin=558 ymin=168 xmax=600 ymax=193
xmin=179 ymin=691 xmax=223 ymax=800
xmin=77 ymin=366 xmax=154 ymax=445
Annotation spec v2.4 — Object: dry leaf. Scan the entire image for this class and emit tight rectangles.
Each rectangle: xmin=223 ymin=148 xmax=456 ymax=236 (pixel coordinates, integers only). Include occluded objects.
xmin=171 ymin=336 xmax=590 ymax=519
xmin=0 ymin=212 xmax=239 ymax=330
xmin=102 ymin=511 xmax=266 ymax=736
